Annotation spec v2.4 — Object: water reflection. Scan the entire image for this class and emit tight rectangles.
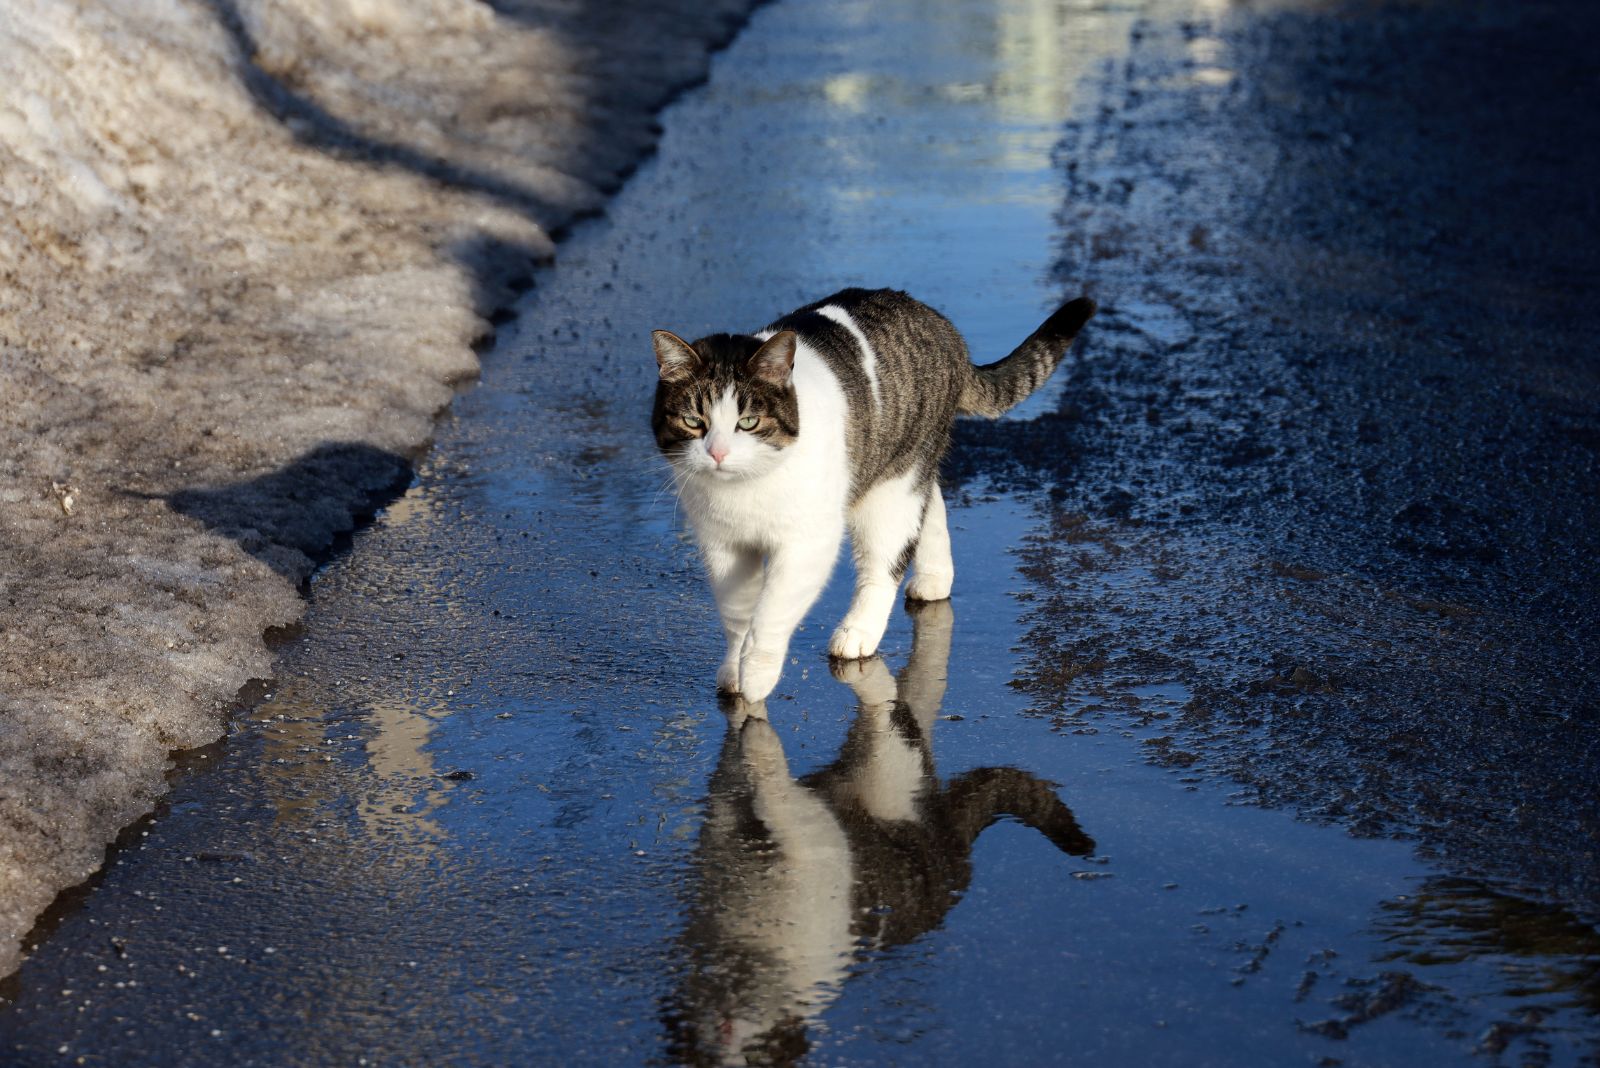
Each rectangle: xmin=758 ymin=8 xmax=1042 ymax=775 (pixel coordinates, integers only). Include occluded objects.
xmin=666 ymin=601 xmax=1094 ymax=1065
xmin=256 ymin=683 xmax=454 ymax=850
xmin=1377 ymin=878 xmax=1600 ymax=1020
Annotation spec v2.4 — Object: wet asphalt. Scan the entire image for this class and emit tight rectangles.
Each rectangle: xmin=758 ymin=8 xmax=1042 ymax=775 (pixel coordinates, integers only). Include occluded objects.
xmin=4 ymin=0 xmax=1598 ymax=1064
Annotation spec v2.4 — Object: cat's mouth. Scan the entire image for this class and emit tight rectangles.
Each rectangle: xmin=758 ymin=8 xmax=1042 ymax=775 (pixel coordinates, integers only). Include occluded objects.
xmin=685 ymin=459 xmax=749 ymax=480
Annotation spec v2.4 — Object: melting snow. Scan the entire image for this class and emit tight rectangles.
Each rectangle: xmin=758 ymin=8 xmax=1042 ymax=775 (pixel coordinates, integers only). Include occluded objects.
xmin=0 ymin=0 xmax=751 ymax=976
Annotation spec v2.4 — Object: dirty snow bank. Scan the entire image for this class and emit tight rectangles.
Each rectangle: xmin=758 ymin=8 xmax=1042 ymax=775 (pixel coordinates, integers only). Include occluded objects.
xmin=0 ymin=0 xmax=752 ymax=977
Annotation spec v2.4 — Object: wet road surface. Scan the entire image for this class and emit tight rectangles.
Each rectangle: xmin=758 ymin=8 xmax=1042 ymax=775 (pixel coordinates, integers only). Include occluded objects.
xmin=4 ymin=0 xmax=1599 ymax=1064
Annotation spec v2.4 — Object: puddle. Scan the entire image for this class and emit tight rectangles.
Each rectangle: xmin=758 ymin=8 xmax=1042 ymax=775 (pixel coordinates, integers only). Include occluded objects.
xmin=3 ymin=0 xmax=1597 ymax=1063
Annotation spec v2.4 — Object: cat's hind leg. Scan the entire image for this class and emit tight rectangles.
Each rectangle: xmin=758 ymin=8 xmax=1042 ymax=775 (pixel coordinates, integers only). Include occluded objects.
xmin=905 ymin=485 xmax=953 ymax=603
xmin=831 ymin=471 xmax=927 ymax=660
xmin=704 ymin=542 xmax=764 ymax=694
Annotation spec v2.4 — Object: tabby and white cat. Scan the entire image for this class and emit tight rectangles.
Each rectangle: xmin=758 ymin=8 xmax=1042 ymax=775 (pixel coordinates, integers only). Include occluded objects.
xmin=652 ymin=288 xmax=1094 ymax=701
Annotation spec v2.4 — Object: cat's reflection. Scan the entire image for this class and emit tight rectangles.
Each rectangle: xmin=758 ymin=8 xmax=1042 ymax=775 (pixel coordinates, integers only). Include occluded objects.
xmin=665 ymin=600 xmax=1094 ymax=1066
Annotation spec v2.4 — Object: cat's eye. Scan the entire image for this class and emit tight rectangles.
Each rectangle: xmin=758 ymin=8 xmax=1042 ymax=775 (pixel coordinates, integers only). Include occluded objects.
xmin=737 ymin=416 xmax=759 ymax=431
xmin=682 ymin=414 xmax=705 ymax=430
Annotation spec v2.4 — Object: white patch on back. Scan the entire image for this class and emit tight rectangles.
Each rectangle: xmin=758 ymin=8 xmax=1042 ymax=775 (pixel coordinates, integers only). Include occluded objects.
xmin=816 ymin=304 xmax=882 ymax=412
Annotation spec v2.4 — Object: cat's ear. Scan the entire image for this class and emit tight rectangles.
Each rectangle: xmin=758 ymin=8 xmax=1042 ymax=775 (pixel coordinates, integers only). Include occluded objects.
xmin=652 ymin=330 xmax=699 ymax=382
xmin=748 ymin=331 xmax=797 ymax=385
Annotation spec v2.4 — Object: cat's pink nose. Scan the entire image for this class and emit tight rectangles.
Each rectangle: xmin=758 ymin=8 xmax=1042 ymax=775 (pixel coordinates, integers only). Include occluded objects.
xmin=707 ymin=439 xmax=730 ymax=465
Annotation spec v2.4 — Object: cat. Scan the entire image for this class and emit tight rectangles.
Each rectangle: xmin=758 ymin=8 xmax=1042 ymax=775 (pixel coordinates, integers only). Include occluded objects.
xmin=663 ymin=600 xmax=1095 ymax=1066
xmin=652 ymin=287 xmax=1095 ymax=701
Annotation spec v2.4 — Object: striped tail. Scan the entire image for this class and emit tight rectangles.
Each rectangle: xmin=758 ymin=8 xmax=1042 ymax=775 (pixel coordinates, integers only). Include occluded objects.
xmin=958 ymin=296 xmax=1096 ymax=417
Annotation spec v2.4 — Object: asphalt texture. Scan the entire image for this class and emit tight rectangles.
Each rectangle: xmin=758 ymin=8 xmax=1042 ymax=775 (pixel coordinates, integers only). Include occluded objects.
xmin=3 ymin=0 xmax=1598 ymax=1064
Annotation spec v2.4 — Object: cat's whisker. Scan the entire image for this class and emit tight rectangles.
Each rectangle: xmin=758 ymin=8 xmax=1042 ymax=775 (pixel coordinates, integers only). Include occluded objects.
xmin=648 ymin=464 xmax=694 ymax=510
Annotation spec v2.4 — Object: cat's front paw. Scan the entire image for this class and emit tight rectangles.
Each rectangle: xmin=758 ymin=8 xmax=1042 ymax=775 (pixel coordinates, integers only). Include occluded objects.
xmin=738 ymin=648 xmax=785 ymax=702
xmin=716 ymin=655 xmax=741 ymax=695
xmin=828 ymin=623 xmax=881 ymax=660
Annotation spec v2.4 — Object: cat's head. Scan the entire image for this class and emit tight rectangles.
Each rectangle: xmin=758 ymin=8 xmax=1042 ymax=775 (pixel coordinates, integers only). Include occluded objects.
xmin=651 ymin=329 xmax=800 ymax=479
